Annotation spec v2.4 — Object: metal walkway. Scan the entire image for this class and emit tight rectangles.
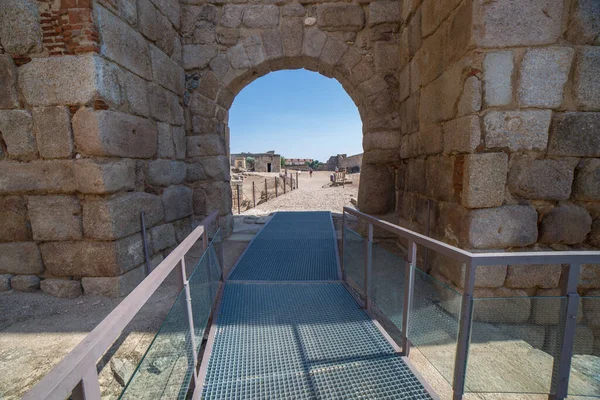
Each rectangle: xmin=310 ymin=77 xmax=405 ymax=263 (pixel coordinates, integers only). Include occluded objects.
xmin=199 ymin=212 xmax=432 ymax=399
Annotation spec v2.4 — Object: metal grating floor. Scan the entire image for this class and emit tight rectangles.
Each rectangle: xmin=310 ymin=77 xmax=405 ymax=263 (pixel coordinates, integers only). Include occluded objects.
xmin=228 ymin=211 xmax=339 ymax=281
xmin=201 ymin=283 xmax=432 ymax=399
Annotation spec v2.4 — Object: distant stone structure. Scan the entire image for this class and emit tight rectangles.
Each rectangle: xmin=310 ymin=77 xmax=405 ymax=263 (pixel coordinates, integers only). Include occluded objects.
xmin=340 ymin=153 xmax=363 ymax=173
xmin=231 ymin=151 xmax=281 ymax=173
xmin=285 ymin=158 xmax=313 ymax=166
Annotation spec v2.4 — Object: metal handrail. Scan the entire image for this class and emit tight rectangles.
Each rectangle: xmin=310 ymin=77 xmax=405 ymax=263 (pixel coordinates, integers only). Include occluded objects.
xmin=24 ymin=210 xmax=221 ymax=400
xmin=342 ymin=206 xmax=600 ymax=400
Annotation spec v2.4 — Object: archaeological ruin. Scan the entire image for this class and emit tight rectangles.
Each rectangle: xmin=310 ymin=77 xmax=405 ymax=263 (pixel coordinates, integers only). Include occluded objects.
xmin=230 ymin=150 xmax=281 ymax=172
xmin=0 ymin=0 xmax=599 ymax=309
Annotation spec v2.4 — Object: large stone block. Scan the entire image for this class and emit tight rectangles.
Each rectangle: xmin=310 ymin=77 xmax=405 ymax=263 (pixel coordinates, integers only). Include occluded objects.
xmin=484 ymin=110 xmax=551 ymax=151
xmin=369 ymin=0 xmax=400 ymax=26
xmin=518 ymin=47 xmax=574 ymax=108
xmin=221 ymin=5 xmax=244 ymax=28
xmin=157 ymin=123 xmax=186 ymax=160
xmin=95 ymin=4 xmax=151 ymax=80
xmin=193 ymin=181 xmax=232 ymax=216
xmin=303 ymin=28 xmax=327 ymax=60
xmin=317 ymin=4 xmax=364 ymax=32
xmin=11 ymin=275 xmax=40 ymax=292
xmin=72 ymin=108 xmax=157 ymax=158
xmin=462 ymin=153 xmax=508 ymax=209
xmin=539 ymin=204 xmax=592 ymax=245
xmin=573 ymin=159 xmax=600 ymax=201
xmin=75 ymin=159 xmax=136 ymax=194
xmin=83 ymin=192 xmax=164 ymax=240
xmin=508 ymin=157 xmax=578 ymax=201
xmin=162 ymin=186 xmax=193 ymax=222
xmin=505 ymin=264 xmax=562 ymax=289
xmin=414 ymin=28 xmax=445 ymax=87
xmin=0 ymin=242 xmax=43 ymax=275
xmin=465 ymin=206 xmax=538 ymax=249
xmin=198 ymin=156 xmax=230 ymax=181
xmin=0 ymin=160 xmax=76 ymax=194
xmin=117 ymin=67 xmax=150 ymax=118
xmin=425 ymin=156 xmax=455 ymax=202
xmin=149 ymin=0 xmax=180 ymax=29
xmin=82 ymin=265 xmax=146 ymax=297
xmin=473 ymin=0 xmax=563 ymax=47
xmin=150 ymin=223 xmax=176 ymax=252
xmin=0 ymin=196 xmax=31 ymax=242
xmin=443 ymin=115 xmax=481 ymax=154
xmin=147 ymin=160 xmax=186 ymax=186
xmin=405 ymin=158 xmax=426 ymax=195
xmin=40 ymin=234 xmax=145 ymax=277
xmin=19 ymin=55 xmax=121 ymax=107
xmin=281 ymin=17 xmax=304 ymax=59
xmin=28 ymin=196 xmax=83 ymax=241
xmin=138 ymin=0 xmax=160 ymax=41
xmin=548 ymin=112 xmax=600 ymax=157
xmin=0 ymin=275 xmax=11 ymax=292
xmin=457 ymin=76 xmax=482 ymax=117
xmin=357 ymin=164 xmax=395 ymax=214
xmin=0 ymin=110 xmax=36 ymax=160
xmin=0 ymin=55 xmax=18 ymax=109
xmin=32 ymin=107 xmax=73 ymax=159
xmin=0 ymin=0 xmax=42 ymax=54
xmin=433 ymin=254 xmax=506 ymax=289
xmin=149 ymin=84 xmax=184 ymax=125
xmin=472 ymin=288 xmax=531 ymax=324
xmin=186 ymin=135 xmax=226 ymax=157
xmin=150 ymin=45 xmax=185 ymax=96
xmin=363 ymin=131 xmax=400 ymax=151
xmin=243 ymin=5 xmax=279 ymax=28
xmin=483 ymin=51 xmax=513 ymax=106
xmin=574 ymin=47 xmax=600 ymax=110
xmin=41 ymin=279 xmax=82 ymax=298
xmin=183 ymin=44 xmax=218 ymax=69
xmin=566 ymin=0 xmax=600 ymax=45
xmin=419 ymin=59 xmax=465 ymax=125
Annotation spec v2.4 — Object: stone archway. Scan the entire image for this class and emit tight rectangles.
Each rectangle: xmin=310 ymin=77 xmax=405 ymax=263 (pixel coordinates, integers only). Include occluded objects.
xmin=181 ymin=3 xmax=403 ymax=228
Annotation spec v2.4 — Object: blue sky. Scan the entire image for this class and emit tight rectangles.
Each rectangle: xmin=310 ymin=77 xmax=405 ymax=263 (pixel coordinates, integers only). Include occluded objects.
xmin=229 ymin=69 xmax=363 ymax=163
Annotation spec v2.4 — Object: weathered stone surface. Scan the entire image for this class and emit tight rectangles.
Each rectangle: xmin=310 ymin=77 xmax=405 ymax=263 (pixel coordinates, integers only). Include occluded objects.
xmin=0 ymin=161 xmax=76 ymax=194
xmin=149 ymin=84 xmax=184 ymax=125
xmin=303 ymin=28 xmax=327 ymax=60
xmin=0 ymin=0 xmax=42 ymax=54
xmin=95 ymin=4 xmax=151 ymax=80
xmin=193 ymin=182 xmax=231 ymax=216
xmin=484 ymin=110 xmax=551 ymax=151
xmin=483 ymin=51 xmax=513 ymax=106
xmin=19 ymin=54 xmax=121 ymax=107
xmin=11 ymin=275 xmax=40 ymax=292
xmin=150 ymin=223 xmax=176 ymax=252
xmin=566 ymin=0 xmax=600 ymax=45
xmin=28 ymin=196 xmax=83 ymax=241
xmin=82 ymin=265 xmax=146 ymax=297
xmin=0 ymin=242 xmax=43 ymax=275
xmin=434 ymin=255 xmax=506 ymax=288
xmin=183 ymin=44 xmax=218 ymax=69
xmin=472 ymin=288 xmax=531 ymax=323
xmin=457 ymin=76 xmax=482 ymax=117
xmin=282 ymin=17 xmax=304 ymax=59
xmin=400 ymin=125 xmax=443 ymax=158
xmin=41 ymin=234 xmax=145 ymax=277
xmin=41 ymin=279 xmax=82 ymax=298
xmin=227 ymin=43 xmax=251 ymax=69
xmin=419 ymin=59 xmax=464 ymax=125
xmin=162 ymin=186 xmax=193 ymax=222
xmin=150 ymin=45 xmax=185 ymax=96
xmin=198 ymin=156 xmax=229 ymax=181
xmin=462 ymin=153 xmax=508 ymax=209
xmin=117 ymin=68 xmax=150 ymax=117
xmin=473 ymin=0 xmax=563 ymax=47
xmin=539 ymin=204 xmax=592 ymax=245
xmin=0 ymin=55 xmax=18 ymax=109
xmin=243 ymin=5 xmax=279 ymax=28
xmin=405 ymin=158 xmax=426 ymax=194
xmin=0 ymin=196 xmax=31 ymax=242
xmin=574 ymin=159 xmax=600 ymax=201
xmin=373 ymin=42 xmax=399 ymax=74
xmin=508 ymin=157 xmax=578 ymax=201
xmin=505 ymin=264 xmax=562 ymax=289
xmin=75 ymin=159 xmax=136 ymax=194
xmin=138 ymin=0 xmax=161 ymax=41
xmin=283 ymin=3 xmax=305 ymax=17
xmin=147 ymin=160 xmax=186 ymax=186
xmin=518 ymin=47 xmax=574 ymax=108
xmin=583 ymin=289 xmax=600 ymax=325
xmin=357 ymin=164 xmax=394 ymax=214
xmin=84 ymin=192 xmax=163 ymax=240
xmin=363 ymin=131 xmax=400 ymax=151
xmin=187 ymin=135 xmax=226 ymax=157
xmin=424 ymin=156 xmax=455 ymax=201
xmin=0 ymin=110 xmax=36 ymax=160
xmin=443 ymin=115 xmax=481 ymax=154
xmin=158 ymin=123 xmax=186 ymax=160
xmin=317 ymin=4 xmax=364 ymax=32
xmin=548 ymin=113 xmax=600 ymax=157
xmin=465 ymin=206 xmax=538 ymax=249
xmin=72 ymin=108 xmax=158 ymax=158
xmin=590 ymin=221 xmax=600 ymax=248
xmin=0 ymin=275 xmax=11 ymax=292
xmin=221 ymin=5 xmax=244 ymax=28
xmin=149 ymin=0 xmax=180 ymax=29
xmin=414 ymin=27 xmax=445 ymax=87
xmin=32 ymin=107 xmax=73 ymax=159
xmin=574 ymin=47 xmax=600 ymax=110
xmin=369 ymin=0 xmax=400 ymax=26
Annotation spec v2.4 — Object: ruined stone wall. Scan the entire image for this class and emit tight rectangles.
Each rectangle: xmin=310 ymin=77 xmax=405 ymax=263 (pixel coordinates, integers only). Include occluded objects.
xmin=340 ymin=153 xmax=363 ymax=171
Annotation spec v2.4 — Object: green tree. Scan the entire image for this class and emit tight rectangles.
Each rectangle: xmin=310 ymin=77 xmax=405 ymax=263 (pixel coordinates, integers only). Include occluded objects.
xmin=280 ymin=157 xmax=286 ymax=167
xmin=307 ymin=160 xmax=320 ymax=170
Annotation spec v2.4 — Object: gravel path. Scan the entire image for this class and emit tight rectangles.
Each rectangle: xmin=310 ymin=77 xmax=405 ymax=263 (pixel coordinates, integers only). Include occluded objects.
xmin=241 ymin=171 xmax=359 ymax=215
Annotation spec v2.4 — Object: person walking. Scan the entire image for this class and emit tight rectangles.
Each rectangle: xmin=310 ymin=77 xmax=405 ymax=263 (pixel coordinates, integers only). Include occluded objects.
xmin=309 ymin=168 xmax=313 ymax=178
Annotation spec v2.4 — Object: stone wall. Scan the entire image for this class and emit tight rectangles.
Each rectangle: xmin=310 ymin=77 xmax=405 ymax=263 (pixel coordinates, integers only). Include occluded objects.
xmin=340 ymin=152 xmax=363 ymax=172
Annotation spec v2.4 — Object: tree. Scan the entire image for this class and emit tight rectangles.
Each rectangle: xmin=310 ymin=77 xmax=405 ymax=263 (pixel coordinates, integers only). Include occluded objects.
xmin=307 ymin=160 xmax=321 ymax=170
xmin=245 ymin=157 xmax=255 ymax=170
xmin=280 ymin=157 xmax=286 ymax=167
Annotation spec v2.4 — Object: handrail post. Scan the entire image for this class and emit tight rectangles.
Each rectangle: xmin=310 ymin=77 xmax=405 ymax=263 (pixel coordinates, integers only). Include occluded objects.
xmin=364 ymin=223 xmax=373 ymax=310
xmin=549 ymin=263 xmax=581 ymax=400
xmin=181 ymin=259 xmax=199 ymax=386
xmin=252 ymin=181 xmax=256 ymax=207
xmin=296 ymin=171 xmax=299 ymax=188
xmin=452 ymin=260 xmax=476 ymax=400
xmin=236 ymin=184 xmax=241 ymax=215
xmin=71 ymin=365 xmax=101 ymax=400
xmin=265 ymin=178 xmax=268 ymax=202
xmin=341 ymin=210 xmax=346 ymax=281
xmin=275 ymin=177 xmax=278 ymax=197
xmin=284 ymin=176 xmax=286 ymax=194
xmin=401 ymin=240 xmax=417 ymax=356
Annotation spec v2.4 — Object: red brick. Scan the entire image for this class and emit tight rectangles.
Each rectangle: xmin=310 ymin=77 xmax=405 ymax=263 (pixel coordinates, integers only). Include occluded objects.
xmin=61 ymin=0 xmax=77 ymax=9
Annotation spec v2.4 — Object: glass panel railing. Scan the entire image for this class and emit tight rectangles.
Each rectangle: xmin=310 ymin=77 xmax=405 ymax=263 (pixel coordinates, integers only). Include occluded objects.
xmin=408 ymin=267 xmax=462 ymax=385
xmin=371 ymin=242 xmax=406 ymax=331
xmin=119 ymin=287 xmax=196 ymax=400
xmin=465 ymin=296 xmax=565 ymax=394
xmin=568 ymin=295 xmax=600 ymax=397
xmin=343 ymin=226 xmax=365 ymax=296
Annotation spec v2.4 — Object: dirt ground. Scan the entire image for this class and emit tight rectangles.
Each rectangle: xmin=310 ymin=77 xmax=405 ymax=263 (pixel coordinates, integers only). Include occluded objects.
xmin=239 ymin=170 xmax=360 ymax=215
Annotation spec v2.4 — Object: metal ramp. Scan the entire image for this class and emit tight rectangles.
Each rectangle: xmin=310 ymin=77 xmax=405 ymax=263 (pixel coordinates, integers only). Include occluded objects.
xmin=199 ymin=211 xmax=433 ymax=399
